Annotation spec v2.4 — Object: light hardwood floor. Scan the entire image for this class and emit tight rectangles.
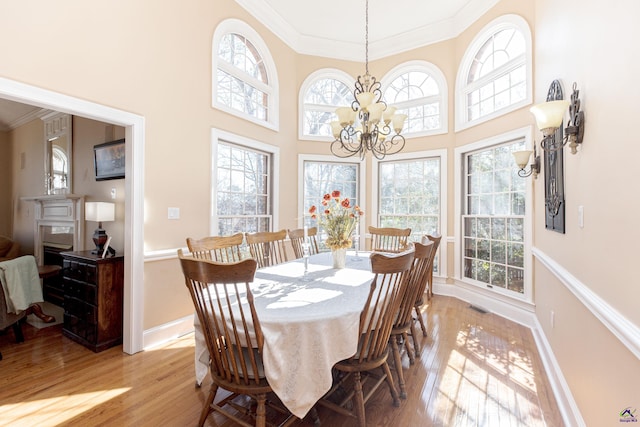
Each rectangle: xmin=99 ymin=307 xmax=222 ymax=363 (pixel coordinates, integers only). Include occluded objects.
xmin=0 ymin=296 xmax=563 ymax=426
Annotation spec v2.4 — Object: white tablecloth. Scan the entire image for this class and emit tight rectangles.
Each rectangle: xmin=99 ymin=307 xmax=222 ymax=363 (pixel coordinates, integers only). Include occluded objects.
xmin=194 ymin=251 xmax=373 ymax=419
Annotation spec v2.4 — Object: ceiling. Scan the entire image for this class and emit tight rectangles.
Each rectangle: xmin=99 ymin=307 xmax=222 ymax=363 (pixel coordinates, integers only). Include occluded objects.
xmin=0 ymin=0 xmax=498 ymax=131
xmin=234 ymin=0 xmax=499 ymax=60
xmin=0 ymin=98 xmax=48 ymax=132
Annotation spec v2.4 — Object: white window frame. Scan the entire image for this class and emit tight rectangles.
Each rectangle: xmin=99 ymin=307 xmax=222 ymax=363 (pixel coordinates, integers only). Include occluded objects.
xmin=382 ymin=60 xmax=448 ymax=138
xmin=455 ymin=14 xmax=532 ymax=132
xmin=298 ymin=154 xmax=366 ymax=247
xmin=371 ymin=149 xmax=448 ymax=280
xmin=210 ymin=128 xmax=280 ymax=235
xmin=298 ymin=68 xmax=354 ymax=142
xmin=454 ymin=126 xmax=534 ymax=304
xmin=212 ymin=19 xmax=279 ymax=131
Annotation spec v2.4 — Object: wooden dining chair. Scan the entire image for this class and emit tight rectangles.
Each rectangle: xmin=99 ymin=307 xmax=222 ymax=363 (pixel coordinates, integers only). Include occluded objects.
xmin=186 ymin=233 xmax=244 ymax=263
xmin=245 ymin=230 xmax=288 ymax=269
xmin=368 ymin=226 xmax=411 ymax=253
xmin=178 ymin=250 xmax=296 ymax=427
xmin=414 ymin=233 xmax=442 ymax=337
xmin=389 ymin=241 xmax=434 ymax=399
xmin=287 ymin=227 xmax=319 ymax=259
xmin=318 ymin=248 xmax=415 ymax=427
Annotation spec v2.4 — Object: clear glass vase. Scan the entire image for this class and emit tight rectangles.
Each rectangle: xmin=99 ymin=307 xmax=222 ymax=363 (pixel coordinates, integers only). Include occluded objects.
xmin=331 ymin=247 xmax=347 ymax=269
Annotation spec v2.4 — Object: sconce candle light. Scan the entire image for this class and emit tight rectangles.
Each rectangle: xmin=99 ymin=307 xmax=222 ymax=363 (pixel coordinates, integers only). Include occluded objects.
xmin=512 ymin=145 xmax=540 ymax=179
xmin=85 ymin=202 xmax=115 ymax=255
xmin=530 ymin=82 xmax=585 ymax=154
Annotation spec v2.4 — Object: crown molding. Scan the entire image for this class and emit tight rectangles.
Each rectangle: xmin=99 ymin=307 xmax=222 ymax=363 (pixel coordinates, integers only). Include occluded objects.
xmin=0 ymin=107 xmax=51 ymax=132
xmin=233 ymin=0 xmax=500 ymax=60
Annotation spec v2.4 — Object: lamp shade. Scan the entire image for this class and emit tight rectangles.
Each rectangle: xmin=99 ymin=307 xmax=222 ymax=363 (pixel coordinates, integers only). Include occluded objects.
xmin=530 ymin=100 xmax=570 ymax=131
xmin=85 ymin=202 xmax=115 ymax=222
xmin=512 ymin=150 xmax=533 ymax=169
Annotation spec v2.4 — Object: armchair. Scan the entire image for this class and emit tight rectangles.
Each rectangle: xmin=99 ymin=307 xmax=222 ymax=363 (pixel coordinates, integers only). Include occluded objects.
xmin=0 ymin=236 xmax=20 ymax=262
xmin=0 ymin=277 xmax=26 ymax=361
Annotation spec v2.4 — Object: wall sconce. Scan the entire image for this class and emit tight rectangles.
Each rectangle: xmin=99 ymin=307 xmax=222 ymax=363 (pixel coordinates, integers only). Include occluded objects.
xmin=512 ymin=145 xmax=540 ymax=179
xmin=530 ymin=82 xmax=585 ymax=154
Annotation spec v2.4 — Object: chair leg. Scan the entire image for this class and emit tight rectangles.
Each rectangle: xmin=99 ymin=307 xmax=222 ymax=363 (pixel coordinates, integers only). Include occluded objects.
xmin=390 ymin=337 xmax=407 ymax=399
xmin=12 ymin=321 xmax=24 ymax=343
xmin=352 ymin=371 xmax=366 ymax=427
xmin=198 ymin=384 xmax=217 ymax=427
xmin=381 ymin=361 xmax=400 ymax=407
xmin=415 ymin=305 xmax=428 ymax=337
xmin=402 ymin=331 xmax=415 ymax=365
xmin=410 ymin=322 xmax=422 ymax=357
xmin=256 ymin=393 xmax=267 ymax=427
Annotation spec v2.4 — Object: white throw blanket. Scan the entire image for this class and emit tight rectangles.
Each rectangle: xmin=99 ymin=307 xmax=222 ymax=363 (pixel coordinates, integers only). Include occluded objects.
xmin=0 ymin=255 xmax=43 ymax=313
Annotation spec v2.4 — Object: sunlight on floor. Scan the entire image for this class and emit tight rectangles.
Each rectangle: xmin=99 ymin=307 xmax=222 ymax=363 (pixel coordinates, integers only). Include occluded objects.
xmin=427 ymin=325 xmax=544 ymax=426
xmin=0 ymin=388 xmax=130 ymax=426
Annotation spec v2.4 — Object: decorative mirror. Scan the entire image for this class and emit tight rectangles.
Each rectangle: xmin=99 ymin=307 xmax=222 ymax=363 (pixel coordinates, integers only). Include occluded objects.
xmin=42 ymin=112 xmax=72 ymax=195
xmin=543 ymin=80 xmax=565 ymax=233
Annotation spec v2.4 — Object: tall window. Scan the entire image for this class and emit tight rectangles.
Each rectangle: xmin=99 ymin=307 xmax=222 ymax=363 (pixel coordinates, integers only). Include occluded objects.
xmin=376 ymin=154 xmax=444 ymax=274
xmin=302 ymin=160 xmax=360 ymax=250
xmin=455 ymin=15 xmax=532 ymax=130
xmin=462 ymin=139 xmax=527 ymax=295
xmin=216 ymin=141 xmax=273 ymax=235
xmin=382 ymin=61 xmax=447 ymax=136
xmin=51 ymin=146 xmax=68 ymax=190
xmin=300 ymin=70 xmax=353 ymax=140
xmin=213 ymin=19 xmax=279 ymax=130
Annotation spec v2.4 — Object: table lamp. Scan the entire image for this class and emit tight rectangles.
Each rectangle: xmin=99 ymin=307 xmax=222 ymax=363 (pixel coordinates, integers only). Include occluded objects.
xmin=85 ymin=202 xmax=115 ymax=255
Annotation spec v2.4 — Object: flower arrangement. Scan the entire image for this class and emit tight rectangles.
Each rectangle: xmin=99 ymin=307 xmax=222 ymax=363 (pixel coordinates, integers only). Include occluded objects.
xmin=309 ymin=190 xmax=364 ymax=250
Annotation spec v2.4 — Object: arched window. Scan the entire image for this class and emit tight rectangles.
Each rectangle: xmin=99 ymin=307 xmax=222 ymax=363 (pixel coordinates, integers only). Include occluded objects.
xmin=382 ymin=61 xmax=448 ymax=137
xmin=213 ymin=19 xmax=279 ymax=130
xmin=456 ymin=15 xmax=532 ymax=131
xmin=299 ymin=69 xmax=353 ymax=141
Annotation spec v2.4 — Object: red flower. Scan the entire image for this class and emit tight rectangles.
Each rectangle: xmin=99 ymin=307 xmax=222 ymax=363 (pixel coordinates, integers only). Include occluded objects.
xmin=309 ymin=205 xmax=317 ymax=214
xmin=341 ymin=198 xmax=351 ymax=208
xmin=323 ymin=193 xmax=331 ymax=201
xmin=324 ymin=210 xmax=330 ymax=215
xmin=322 ymin=200 xmax=328 ymax=206
xmin=331 ymin=190 xmax=341 ymax=199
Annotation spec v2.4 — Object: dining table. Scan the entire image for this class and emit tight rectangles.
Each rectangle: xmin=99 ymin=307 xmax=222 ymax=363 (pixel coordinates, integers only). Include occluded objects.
xmin=193 ymin=250 xmax=374 ymax=419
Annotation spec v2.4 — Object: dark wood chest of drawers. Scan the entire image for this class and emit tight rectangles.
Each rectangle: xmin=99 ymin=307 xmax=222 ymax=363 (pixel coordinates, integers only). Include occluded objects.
xmin=61 ymin=250 xmax=124 ymax=352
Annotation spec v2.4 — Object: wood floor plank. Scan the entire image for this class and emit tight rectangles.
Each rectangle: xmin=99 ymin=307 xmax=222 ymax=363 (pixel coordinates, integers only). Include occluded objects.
xmin=0 ymin=295 xmax=564 ymax=426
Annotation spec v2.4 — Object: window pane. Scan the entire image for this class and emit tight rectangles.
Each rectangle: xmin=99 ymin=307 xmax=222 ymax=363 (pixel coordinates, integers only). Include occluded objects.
xmin=303 ymin=160 xmax=360 ymax=250
xmin=466 ymin=26 xmax=527 ymax=121
xmin=217 ymin=33 xmax=269 ymax=122
xmin=462 ymin=140 xmax=527 ymax=295
xmin=216 ymin=142 xmax=272 ymax=234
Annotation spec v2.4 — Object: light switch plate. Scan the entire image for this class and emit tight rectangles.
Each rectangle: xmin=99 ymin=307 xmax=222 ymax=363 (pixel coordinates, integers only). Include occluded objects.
xmin=578 ymin=205 xmax=584 ymax=228
xmin=168 ymin=207 xmax=180 ymax=220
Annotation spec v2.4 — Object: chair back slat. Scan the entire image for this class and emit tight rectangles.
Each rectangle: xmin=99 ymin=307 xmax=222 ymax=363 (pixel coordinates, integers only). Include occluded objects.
xmin=245 ymin=230 xmax=288 ymax=268
xmin=288 ymin=227 xmax=320 ymax=258
xmin=369 ymin=226 xmax=411 ymax=253
xmin=395 ymin=241 xmax=435 ymax=329
xmin=186 ymin=233 xmax=244 ymax=263
xmin=354 ymin=248 xmax=414 ymax=363
xmin=178 ymin=250 xmax=264 ymax=386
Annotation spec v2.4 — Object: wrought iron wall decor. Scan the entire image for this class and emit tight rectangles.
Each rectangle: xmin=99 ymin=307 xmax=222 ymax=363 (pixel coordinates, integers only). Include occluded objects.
xmin=543 ymin=80 xmax=565 ymax=233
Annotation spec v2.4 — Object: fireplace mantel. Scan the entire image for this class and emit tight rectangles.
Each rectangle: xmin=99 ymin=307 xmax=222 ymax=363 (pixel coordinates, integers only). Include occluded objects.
xmin=22 ymin=194 xmax=85 ymax=265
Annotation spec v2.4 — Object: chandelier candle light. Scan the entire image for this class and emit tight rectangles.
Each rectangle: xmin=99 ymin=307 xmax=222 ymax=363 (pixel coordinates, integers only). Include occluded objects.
xmin=309 ymin=191 xmax=364 ymax=269
xmin=330 ymin=0 xmax=407 ymax=160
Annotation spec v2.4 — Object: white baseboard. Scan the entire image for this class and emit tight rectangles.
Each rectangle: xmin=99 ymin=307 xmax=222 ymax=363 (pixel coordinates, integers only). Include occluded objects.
xmin=143 ymin=313 xmax=194 ymax=350
xmin=530 ymin=317 xmax=586 ymax=427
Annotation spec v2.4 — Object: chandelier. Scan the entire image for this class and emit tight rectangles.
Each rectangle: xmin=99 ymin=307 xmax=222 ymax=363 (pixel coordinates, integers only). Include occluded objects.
xmin=330 ymin=0 xmax=407 ymax=160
